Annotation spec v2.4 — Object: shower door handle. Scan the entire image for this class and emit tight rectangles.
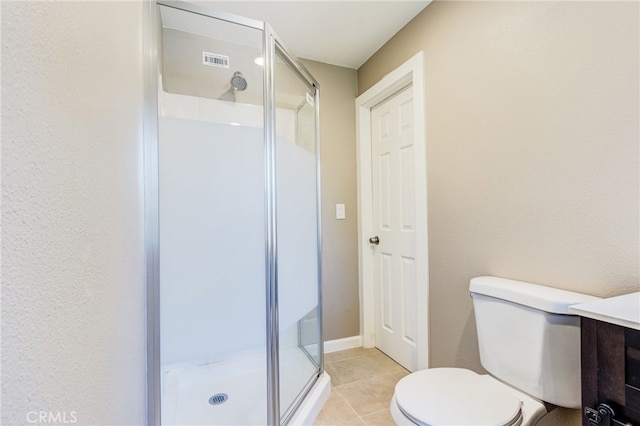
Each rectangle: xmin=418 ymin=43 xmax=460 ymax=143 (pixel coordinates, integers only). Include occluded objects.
xmin=369 ymin=236 xmax=380 ymax=245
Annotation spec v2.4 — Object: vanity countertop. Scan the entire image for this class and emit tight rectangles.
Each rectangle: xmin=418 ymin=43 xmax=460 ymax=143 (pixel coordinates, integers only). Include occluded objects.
xmin=569 ymin=292 xmax=640 ymax=330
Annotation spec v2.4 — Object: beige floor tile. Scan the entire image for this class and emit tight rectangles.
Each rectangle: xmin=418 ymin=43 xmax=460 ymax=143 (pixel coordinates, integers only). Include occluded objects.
xmin=335 ymin=371 xmax=408 ymax=417
xmin=314 ymin=391 xmax=359 ymax=425
xmin=325 ymin=360 xmax=369 ymax=387
xmin=337 ymin=416 xmax=367 ymax=425
xmin=326 ymin=352 xmax=406 ymax=387
xmin=324 ymin=347 xmax=377 ymax=364
xmin=316 ymin=348 xmax=408 ymax=425
xmin=362 ymin=352 xmax=407 ymax=375
xmin=360 ymin=409 xmax=395 ymax=425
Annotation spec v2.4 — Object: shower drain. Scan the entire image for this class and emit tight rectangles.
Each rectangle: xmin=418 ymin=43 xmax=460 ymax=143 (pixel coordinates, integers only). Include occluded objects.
xmin=208 ymin=393 xmax=228 ymax=406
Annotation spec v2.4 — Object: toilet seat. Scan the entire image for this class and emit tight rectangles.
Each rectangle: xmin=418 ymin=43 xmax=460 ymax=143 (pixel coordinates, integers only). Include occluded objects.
xmin=394 ymin=368 xmax=523 ymax=426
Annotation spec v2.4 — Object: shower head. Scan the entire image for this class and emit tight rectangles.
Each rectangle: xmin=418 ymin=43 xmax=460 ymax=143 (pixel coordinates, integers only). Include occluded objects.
xmin=217 ymin=71 xmax=247 ymax=102
xmin=230 ymin=71 xmax=247 ymax=91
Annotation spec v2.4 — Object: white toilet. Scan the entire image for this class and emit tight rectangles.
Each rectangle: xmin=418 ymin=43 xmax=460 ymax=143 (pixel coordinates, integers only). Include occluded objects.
xmin=390 ymin=276 xmax=600 ymax=426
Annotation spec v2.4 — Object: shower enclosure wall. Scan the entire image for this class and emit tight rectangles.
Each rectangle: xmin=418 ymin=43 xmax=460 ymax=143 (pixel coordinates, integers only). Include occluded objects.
xmin=145 ymin=2 xmax=328 ymax=425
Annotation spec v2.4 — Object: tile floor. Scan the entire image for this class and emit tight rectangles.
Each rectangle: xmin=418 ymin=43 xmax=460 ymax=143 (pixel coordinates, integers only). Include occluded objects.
xmin=314 ymin=347 xmax=409 ymax=425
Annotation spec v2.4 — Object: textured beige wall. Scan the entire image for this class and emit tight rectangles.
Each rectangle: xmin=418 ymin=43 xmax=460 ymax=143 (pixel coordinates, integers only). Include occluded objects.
xmin=2 ymin=2 xmax=146 ymax=424
xmin=301 ymin=59 xmax=360 ymax=341
xmin=358 ymin=2 xmax=639 ymax=424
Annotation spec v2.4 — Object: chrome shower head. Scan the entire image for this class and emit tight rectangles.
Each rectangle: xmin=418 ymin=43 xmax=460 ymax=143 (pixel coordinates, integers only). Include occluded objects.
xmin=230 ymin=71 xmax=247 ymax=91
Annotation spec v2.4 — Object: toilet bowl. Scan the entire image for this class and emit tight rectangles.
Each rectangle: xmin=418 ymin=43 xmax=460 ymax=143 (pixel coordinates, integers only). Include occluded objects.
xmin=390 ymin=368 xmax=547 ymax=426
xmin=388 ymin=276 xmax=600 ymax=426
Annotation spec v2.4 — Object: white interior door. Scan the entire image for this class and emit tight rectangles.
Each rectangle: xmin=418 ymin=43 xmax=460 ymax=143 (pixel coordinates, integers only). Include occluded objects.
xmin=370 ymin=84 xmax=418 ymax=371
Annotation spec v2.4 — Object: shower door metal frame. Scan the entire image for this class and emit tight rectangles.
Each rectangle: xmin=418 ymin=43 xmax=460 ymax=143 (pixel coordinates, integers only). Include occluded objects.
xmin=144 ymin=2 xmax=323 ymax=425
xmin=267 ymin=28 xmax=323 ymax=425
xmin=143 ymin=1 xmax=160 ymax=424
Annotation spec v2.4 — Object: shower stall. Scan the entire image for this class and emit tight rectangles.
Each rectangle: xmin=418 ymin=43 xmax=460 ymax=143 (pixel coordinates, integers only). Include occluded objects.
xmin=145 ymin=2 xmax=328 ymax=425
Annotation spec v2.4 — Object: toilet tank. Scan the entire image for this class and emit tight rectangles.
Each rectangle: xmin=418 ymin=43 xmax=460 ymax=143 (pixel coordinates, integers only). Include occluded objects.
xmin=469 ymin=276 xmax=600 ymax=408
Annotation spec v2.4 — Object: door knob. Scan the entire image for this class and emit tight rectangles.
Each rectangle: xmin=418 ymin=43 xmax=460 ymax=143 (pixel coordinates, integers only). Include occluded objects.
xmin=369 ymin=236 xmax=380 ymax=245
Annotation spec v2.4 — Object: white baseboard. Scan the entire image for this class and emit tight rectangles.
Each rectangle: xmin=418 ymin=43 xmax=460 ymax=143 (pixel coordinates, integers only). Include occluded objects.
xmin=324 ymin=335 xmax=362 ymax=353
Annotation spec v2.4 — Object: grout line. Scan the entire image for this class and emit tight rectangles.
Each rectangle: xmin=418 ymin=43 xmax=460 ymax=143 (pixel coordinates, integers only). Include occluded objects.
xmin=319 ymin=348 xmax=403 ymax=425
xmin=341 ymin=392 xmax=362 ymax=425
xmin=333 ymin=368 xmax=409 ymax=391
xmin=325 ymin=349 xmax=382 ymax=364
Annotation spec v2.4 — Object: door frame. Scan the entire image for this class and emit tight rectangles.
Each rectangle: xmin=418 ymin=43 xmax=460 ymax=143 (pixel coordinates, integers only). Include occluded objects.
xmin=355 ymin=52 xmax=429 ymax=370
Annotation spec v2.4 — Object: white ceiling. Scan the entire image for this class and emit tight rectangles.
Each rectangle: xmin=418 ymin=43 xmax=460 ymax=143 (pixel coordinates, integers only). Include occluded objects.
xmin=194 ymin=1 xmax=431 ymax=69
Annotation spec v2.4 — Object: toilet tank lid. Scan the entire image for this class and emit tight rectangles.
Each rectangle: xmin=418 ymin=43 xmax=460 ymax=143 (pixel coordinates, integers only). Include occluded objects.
xmin=470 ymin=276 xmax=601 ymax=314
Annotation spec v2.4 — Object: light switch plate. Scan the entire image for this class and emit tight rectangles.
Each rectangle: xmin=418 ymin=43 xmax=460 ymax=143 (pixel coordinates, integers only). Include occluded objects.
xmin=336 ymin=204 xmax=346 ymax=220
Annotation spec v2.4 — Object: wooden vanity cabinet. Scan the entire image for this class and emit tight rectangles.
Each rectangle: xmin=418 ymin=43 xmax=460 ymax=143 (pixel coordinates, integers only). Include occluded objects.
xmin=581 ymin=317 xmax=640 ymax=425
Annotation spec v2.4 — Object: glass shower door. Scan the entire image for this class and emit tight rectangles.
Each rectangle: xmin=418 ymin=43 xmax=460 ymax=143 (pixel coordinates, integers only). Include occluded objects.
xmin=156 ymin=5 xmax=268 ymax=425
xmin=150 ymin=5 xmax=324 ymax=425
xmin=273 ymin=45 xmax=322 ymax=421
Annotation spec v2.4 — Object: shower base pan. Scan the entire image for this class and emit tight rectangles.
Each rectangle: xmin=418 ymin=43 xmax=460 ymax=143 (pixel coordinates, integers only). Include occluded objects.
xmin=161 ymin=347 xmax=330 ymax=425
